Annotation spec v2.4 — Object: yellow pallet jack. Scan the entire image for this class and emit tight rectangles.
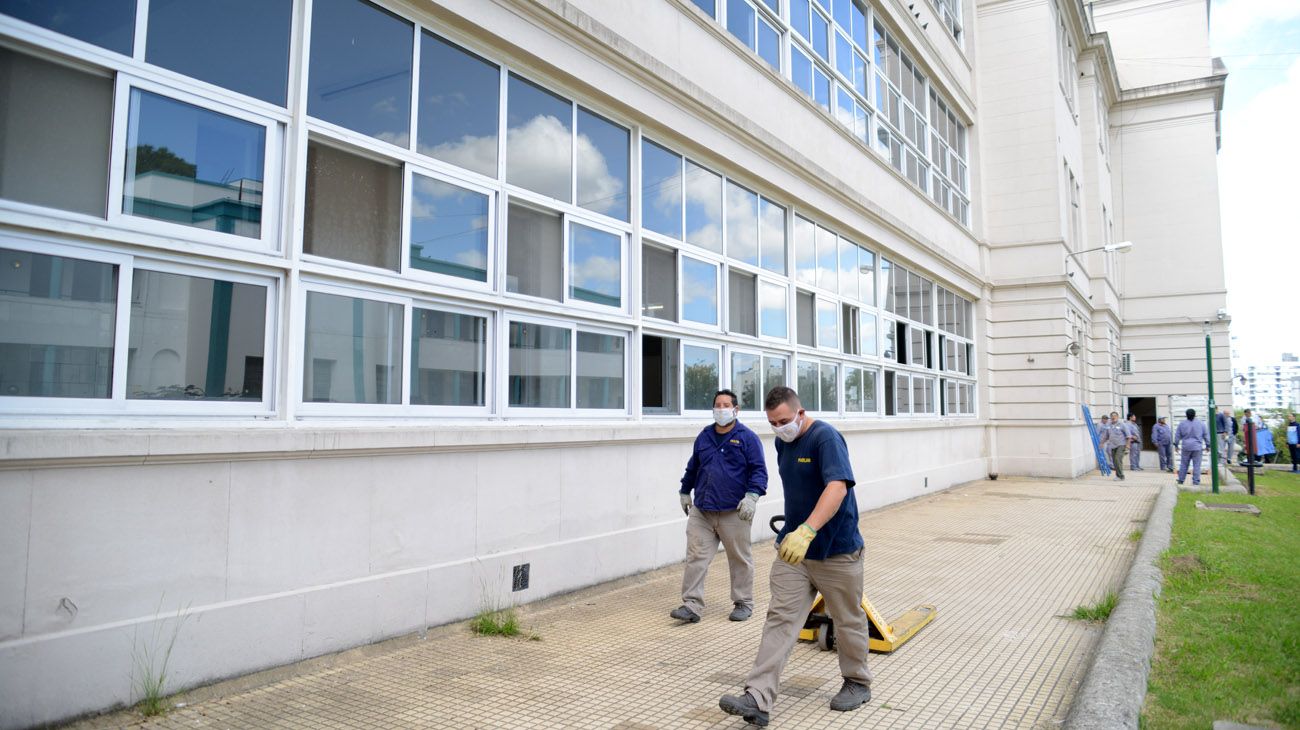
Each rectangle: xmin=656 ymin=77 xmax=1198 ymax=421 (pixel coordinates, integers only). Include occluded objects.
xmin=770 ymin=516 xmax=937 ymax=653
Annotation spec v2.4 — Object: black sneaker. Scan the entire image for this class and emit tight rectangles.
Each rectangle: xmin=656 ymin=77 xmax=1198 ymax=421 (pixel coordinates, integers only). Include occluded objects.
xmin=670 ymin=605 xmax=701 ymax=623
xmin=829 ymin=679 xmax=872 ymax=711
xmin=729 ymin=604 xmax=753 ymax=621
xmin=719 ymin=692 xmax=769 ymax=726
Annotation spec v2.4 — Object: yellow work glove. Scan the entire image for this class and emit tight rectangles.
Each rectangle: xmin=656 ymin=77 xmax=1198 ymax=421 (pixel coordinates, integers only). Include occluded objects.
xmin=778 ymin=523 xmax=817 ymax=565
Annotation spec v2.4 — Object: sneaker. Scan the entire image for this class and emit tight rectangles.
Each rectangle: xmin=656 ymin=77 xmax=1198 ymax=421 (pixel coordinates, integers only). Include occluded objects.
xmin=729 ymin=604 xmax=753 ymax=622
xmin=670 ymin=605 xmax=700 ymax=623
xmin=829 ymin=679 xmax=872 ymax=711
xmin=719 ymin=692 xmax=769 ymax=726
xmin=1176 ymin=481 xmax=1184 ymax=485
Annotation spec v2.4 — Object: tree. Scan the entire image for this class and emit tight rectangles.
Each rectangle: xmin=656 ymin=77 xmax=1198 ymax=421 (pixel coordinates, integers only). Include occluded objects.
xmin=132 ymin=145 xmax=197 ymax=178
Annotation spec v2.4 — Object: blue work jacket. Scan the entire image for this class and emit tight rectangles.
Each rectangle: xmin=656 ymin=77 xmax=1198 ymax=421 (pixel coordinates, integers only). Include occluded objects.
xmin=680 ymin=421 xmax=768 ymax=511
xmin=1152 ymin=422 xmax=1172 ymax=446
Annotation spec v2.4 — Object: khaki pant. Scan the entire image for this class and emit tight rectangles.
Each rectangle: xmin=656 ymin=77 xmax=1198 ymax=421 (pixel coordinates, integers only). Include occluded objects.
xmin=744 ymin=548 xmax=873 ymax=712
xmin=681 ymin=508 xmax=754 ymax=614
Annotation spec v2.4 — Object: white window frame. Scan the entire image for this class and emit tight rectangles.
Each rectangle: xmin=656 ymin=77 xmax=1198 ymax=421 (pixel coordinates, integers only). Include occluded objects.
xmin=401 ymin=161 xmax=498 ymax=295
xmin=500 ymin=311 xmax=631 ymax=418
xmin=407 ymin=296 xmax=495 ymax=417
xmin=680 ymin=339 xmax=724 ymax=415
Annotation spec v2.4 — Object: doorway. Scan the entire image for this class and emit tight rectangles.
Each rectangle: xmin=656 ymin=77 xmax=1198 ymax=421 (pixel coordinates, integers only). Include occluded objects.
xmin=1127 ymin=397 xmax=1157 ymax=451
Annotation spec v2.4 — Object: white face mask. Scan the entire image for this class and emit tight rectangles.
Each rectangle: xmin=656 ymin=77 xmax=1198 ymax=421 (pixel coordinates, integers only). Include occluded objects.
xmin=713 ymin=408 xmax=737 ymax=427
xmin=773 ymin=416 xmax=803 ymax=443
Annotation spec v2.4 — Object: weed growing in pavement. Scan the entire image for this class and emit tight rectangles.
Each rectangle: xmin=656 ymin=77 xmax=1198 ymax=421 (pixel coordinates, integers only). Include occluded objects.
xmin=1070 ymin=592 xmax=1118 ymax=622
xmin=130 ymin=600 xmax=190 ymax=717
xmin=1128 ymin=529 xmax=1143 ymax=542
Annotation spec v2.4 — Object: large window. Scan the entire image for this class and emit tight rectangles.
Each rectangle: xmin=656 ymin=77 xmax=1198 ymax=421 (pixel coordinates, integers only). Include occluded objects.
xmin=411 ymin=308 xmax=486 ymax=407
xmin=417 ymin=32 xmax=500 ymax=178
xmin=409 ymin=174 xmax=491 ymax=283
xmin=1 ymin=0 xmax=136 ymax=55
xmin=576 ymin=108 xmax=630 ymax=222
xmin=506 ymin=203 xmax=563 ymax=301
xmin=508 ymin=319 xmax=626 ymax=412
xmin=507 ymin=73 xmax=572 ymax=202
xmin=683 ymin=343 xmax=720 ymax=411
xmin=303 ymin=141 xmax=401 ymax=270
xmin=307 ymin=0 xmax=413 ymax=145
xmin=569 ymin=223 xmax=622 ymax=308
xmin=303 ymin=291 xmax=402 ymax=404
xmin=731 ymin=350 xmax=786 ymax=411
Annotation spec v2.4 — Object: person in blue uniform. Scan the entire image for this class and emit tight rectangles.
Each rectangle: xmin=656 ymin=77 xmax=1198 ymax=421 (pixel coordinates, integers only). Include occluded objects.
xmin=1152 ymin=416 xmax=1173 ymax=472
xmin=1126 ymin=413 xmax=1144 ymax=470
xmin=673 ymin=389 xmax=768 ymax=624
xmin=1175 ymin=408 xmax=1210 ymax=486
xmin=1101 ymin=411 xmax=1129 ymax=480
xmin=719 ymin=386 xmax=871 ymax=727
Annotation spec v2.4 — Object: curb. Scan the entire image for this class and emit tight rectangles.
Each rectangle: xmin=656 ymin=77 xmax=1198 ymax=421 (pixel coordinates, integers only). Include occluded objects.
xmin=1063 ymin=482 xmax=1178 ymax=730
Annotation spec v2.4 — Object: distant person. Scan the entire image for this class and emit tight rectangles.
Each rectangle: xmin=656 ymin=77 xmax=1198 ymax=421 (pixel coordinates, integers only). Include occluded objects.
xmin=1101 ymin=411 xmax=1128 ymax=481
xmin=1228 ymin=410 xmax=1239 ymax=464
xmin=1152 ymin=416 xmax=1173 ymax=472
xmin=1215 ymin=407 xmax=1231 ymax=463
xmin=1175 ymin=408 xmax=1210 ymax=486
xmin=1286 ymin=414 xmax=1298 ymax=473
xmin=1126 ymin=413 xmax=1144 ymax=471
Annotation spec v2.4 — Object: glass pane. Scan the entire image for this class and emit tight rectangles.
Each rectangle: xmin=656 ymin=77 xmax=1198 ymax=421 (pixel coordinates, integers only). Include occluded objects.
xmin=641 ymin=334 xmax=679 ymax=414
xmin=0 ymin=47 xmax=112 ymax=217
xmin=732 ymin=352 xmax=760 ymax=411
xmin=725 ymin=181 xmax=759 ymax=265
xmin=910 ymin=327 xmax=926 ymax=367
xmin=794 ymin=216 xmax=816 ymax=287
xmin=577 ymin=331 xmax=624 ymax=409
xmin=689 ymin=0 xmax=716 ymax=14
xmin=835 ymin=32 xmax=853 ymax=81
xmin=124 ymin=90 xmax=266 ymax=239
xmin=642 ymin=245 xmax=677 ymax=321
xmin=863 ymin=367 xmax=878 ymax=412
xmin=835 ymin=86 xmax=854 ymax=129
xmin=418 ymin=32 xmax=500 ymax=178
xmin=410 ymin=308 xmax=485 ymax=406
xmin=683 ymin=345 xmax=719 ymax=411
xmin=508 ymin=321 xmax=570 ymax=408
xmin=147 ymin=0 xmax=292 ymax=106
xmin=758 ymin=18 xmax=780 ymax=69
xmin=726 ymin=0 xmax=756 ymax=48
xmin=410 ymin=175 xmax=489 ymax=282
xmin=506 ymin=203 xmax=562 ymax=301
xmin=304 ymin=141 xmax=401 ymax=270
xmin=641 ymin=139 xmax=682 ymax=239
xmin=728 ymin=269 xmax=757 ymax=336
xmin=681 ymin=257 xmax=718 ymax=325
xmin=851 ymin=1 xmax=868 ymax=48
xmin=684 ymin=161 xmax=723 ymax=252
xmin=795 ymin=290 xmax=814 ymax=347
xmin=816 ymin=226 xmax=838 ymax=292
xmin=838 ymin=238 xmax=858 ymax=300
xmin=858 ymin=247 xmax=875 ymax=304
xmin=844 ymin=366 xmax=862 ymax=412
xmin=569 ymin=223 xmax=622 ymax=307
xmin=759 ymin=198 xmax=786 ymax=274
xmin=817 ymin=297 xmax=837 ymax=348
xmin=507 ymin=73 xmax=572 ymax=201
xmin=882 ymin=319 xmax=896 ymax=359
xmin=911 ymin=376 xmax=926 ymax=413
xmin=759 ymin=280 xmax=787 ymax=339
xmin=763 ymin=356 xmax=786 ymax=393
xmin=0 ymin=0 xmax=134 ymax=55
xmin=576 ymin=108 xmax=629 ymax=221
xmin=820 ymin=362 xmax=838 ymax=411
xmin=814 ymin=66 xmax=831 ymax=111
xmin=790 ymin=0 xmax=810 ymax=39
xmin=302 ymin=292 xmax=402 ymax=404
xmin=127 ymin=270 xmax=264 ymax=401
xmin=0 ymin=249 xmax=115 ymax=398
xmin=797 ymin=360 xmax=818 ymax=410
xmin=884 ymin=370 xmax=894 ymax=415
xmin=791 ymin=46 xmax=813 ymax=96
xmin=853 ymin=52 xmax=869 ymax=97
xmin=811 ymin=10 xmax=829 ymax=60
xmin=307 ymin=0 xmax=412 ymax=145
xmin=897 ymin=372 xmax=911 ymax=413
xmin=861 ymin=311 xmax=877 ymax=356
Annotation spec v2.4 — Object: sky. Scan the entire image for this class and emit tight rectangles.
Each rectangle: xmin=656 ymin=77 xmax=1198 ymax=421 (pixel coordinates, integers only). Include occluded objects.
xmin=1208 ymin=0 xmax=1300 ymax=369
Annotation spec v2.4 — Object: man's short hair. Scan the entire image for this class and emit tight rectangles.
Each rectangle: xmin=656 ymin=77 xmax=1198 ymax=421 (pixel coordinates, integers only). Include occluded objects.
xmin=1186 ymin=408 xmax=1196 ymax=419
xmin=764 ymin=386 xmax=801 ymax=412
xmin=713 ymin=389 xmax=738 ymax=408
xmin=1110 ymin=411 xmax=1120 ymax=419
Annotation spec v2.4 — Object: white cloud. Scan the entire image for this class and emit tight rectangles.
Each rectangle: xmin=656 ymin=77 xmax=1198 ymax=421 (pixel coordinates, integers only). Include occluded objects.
xmin=575 ymin=132 xmax=624 ymax=215
xmin=420 ymin=133 xmax=497 ymax=178
xmin=1212 ymin=0 xmax=1300 ymax=43
xmin=505 ymin=114 xmax=572 ymax=199
xmin=571 ymin=254 xmax=621 ymax=293
xmin=454 ymin=249 xmax=488 ymax=270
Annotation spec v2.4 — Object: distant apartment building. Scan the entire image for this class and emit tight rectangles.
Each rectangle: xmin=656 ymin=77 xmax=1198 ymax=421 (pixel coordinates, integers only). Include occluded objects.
xmin=1233 ymin=353 xmax=1300 ymax=411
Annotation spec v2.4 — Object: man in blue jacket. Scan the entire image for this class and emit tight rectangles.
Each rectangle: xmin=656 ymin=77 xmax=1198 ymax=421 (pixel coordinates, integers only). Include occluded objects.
xmin=1152 ymin=416 xmax=1173 ymax=472
xmin=1175 ymin=408 xmax=1210 ymax=486
xmin=673 ymin=389 xmax=768 ymax=624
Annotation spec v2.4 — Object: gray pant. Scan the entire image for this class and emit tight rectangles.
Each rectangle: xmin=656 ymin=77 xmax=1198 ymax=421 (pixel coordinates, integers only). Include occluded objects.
xmin=1157 ymin=443 xmax=1172 ymax=471
xmin=1179 ymin=448 xmax=1203 ymax=484
xmin=1109 ymin=445 xmax=1126 ymax=478
xmin=743 ymin=549 xmax=873 ymax=712
xmin=681 ymin=508 xmax=754 ymax=614
xmin=1129 ymin=443 xmax=1142 ymax=469
xmin=1220 ymin=433 xmax=1235 ymax=464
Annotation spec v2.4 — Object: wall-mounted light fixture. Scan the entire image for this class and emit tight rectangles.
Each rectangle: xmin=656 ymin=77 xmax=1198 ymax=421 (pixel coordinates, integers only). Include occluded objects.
xmin=1065 ymin=240 xmax=1134 ymax=276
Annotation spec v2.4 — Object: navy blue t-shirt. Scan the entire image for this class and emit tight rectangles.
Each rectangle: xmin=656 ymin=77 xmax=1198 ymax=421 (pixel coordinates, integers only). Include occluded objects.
xmin=775 ymin=419 xmax=861 ymax=560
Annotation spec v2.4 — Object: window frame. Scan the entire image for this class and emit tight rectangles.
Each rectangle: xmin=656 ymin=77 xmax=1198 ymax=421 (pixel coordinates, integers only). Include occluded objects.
xmin=401 ymin=161 xmax=498 ymax=294
xmin=499 ymin=311 xmax=630 ymax=418
xmin=406 ymin=297 xmax=495 ymax=416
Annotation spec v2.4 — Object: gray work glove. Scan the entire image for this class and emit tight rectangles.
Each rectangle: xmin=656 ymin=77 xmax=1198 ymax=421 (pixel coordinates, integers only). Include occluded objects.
xmin=737 ymin=492 xmax=759 ymax=522
xmin=679 ymin=492 xmax=692 ymax=515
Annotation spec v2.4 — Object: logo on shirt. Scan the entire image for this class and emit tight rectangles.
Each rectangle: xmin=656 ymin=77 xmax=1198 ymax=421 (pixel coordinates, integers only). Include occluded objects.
xmin=797 ymin=457 xmax=813 ymax=464
xmin=730 ymin=439 xmax=741 ymax=445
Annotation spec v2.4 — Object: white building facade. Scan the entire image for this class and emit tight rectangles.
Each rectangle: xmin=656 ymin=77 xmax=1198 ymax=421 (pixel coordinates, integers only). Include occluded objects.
xmin=1233 ymin=353 xmax=1300 ymax=411
xmin=0 ymin=0 xmax=1228 ymax=725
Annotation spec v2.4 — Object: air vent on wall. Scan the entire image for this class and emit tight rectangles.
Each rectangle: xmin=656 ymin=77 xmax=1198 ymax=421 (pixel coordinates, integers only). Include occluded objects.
xmin=1120 ymin=353 xmax=1134 ymax=374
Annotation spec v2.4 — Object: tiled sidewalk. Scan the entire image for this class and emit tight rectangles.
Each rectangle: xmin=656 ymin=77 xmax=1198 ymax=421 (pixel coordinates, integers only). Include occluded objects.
xmin=69 ymin=472 xmax=1162 ymax=729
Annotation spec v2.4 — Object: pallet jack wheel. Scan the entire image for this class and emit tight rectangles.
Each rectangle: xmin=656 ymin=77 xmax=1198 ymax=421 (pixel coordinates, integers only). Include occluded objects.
xmin=816 ymin=621 xmax=835 ymax=651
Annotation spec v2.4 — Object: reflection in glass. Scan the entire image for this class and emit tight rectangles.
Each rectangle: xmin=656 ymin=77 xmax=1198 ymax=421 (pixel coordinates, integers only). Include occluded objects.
xmin=304 ymin=141 xmax=401 ymax=270
xmin=820 ymin=362 xmax=838 ymax=413
xmin=683 ymin=345 xmax=719 ymax=411
xmin=764 ymin=356 xmax=786 ymax=394
xmin=811 ymin=10 xmax=830 ymax=60
xmin=577 ymin=331 xmax=624 ymax=409
xmin=796 ymin=290 xmax=815 ymax=347
xmin=507 ymin=73 xmax=572 ymax=201
xmin=147 ymin=0 xmax=292 ymax=106
xmin=124 ymin=90 xmax=265 ymax=239
xmin=410 ymin=175 xmax=489 ymax=282
xmin=732 ymin=352 xmax=760 ymax=411
xmin=570 ymin=224 xmax=622 ymax=307
xmin=690 ymin=0 xmax=716 ymax=15
xmin=726 ymin=0 xmax=755 ymax=48
xmin=0 ymin=249 xmax=115 ymax=398
xmin=814 ymin=67 xmax=831 ymax=111
xmin=681 ymin=257 xmax=718 ymax=325
xmin=576 ymin=108 xmax=629 ymax=221
xmin=307 ymin=0 xmax=412 ymax=145
xmin=410 ymin=308 xmax=485 ymax=406
xmin=797 ymin=360 xmax=818 ymax=409
xmin=816 ymin=226 xmax=838 ymax=292
xmin=508 ymin=321 xmax=570 ymax=408
xmin=861 ymin=311 xmax=878 ymax=356
xmin=641 ymin=140 xmax=682 ymax=239
xmin=845 ymin=366 xmax=862 ymax=411
xmin=817 ymin=298 xmax=837 ymax=348
xmin=728 ymin=270 xmax=756 ymax=336
xmin=758 ymin=18 xmax=780 ymax=69
xmin=642 ymin=245 xmax=677 ymax=322
xmin=760 ymin=280 xmax=787 ymax=339
xmin=127 ymin=270 xmax=265 ymax=400
xmin=726 ymin=182 xmax=759 ymax=266
xmin=302 ymin=292 xmax=402 ymax=404
xmin=791 ymin=46 xmax=813 ymax=97
xmin=839 ymin=238 xmax=858 ymax=300
xmin=759 ymin=198 xmax=786 ymax=274
xmin=506 ymin=203 xmax=563 ymax=301
xmin=418 ymin=31 xmax=499 ymax=178
xmin=794 ymin=216 xmax=816 ymax=287
xmin=790 ymin=0 xmax=811 ymax=39
xmin=0 ymin=0 xmax=135 ymax=55
xmin=684 ymin=161 xmax=723 ymax=252
xmin=863 ymin=367 xmax=878 ymax=412
xmin=859 ymin=247 xmax=875 ymax=305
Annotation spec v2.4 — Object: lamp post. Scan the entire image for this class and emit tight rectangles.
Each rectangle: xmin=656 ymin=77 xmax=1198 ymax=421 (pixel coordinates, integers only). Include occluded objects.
xmin=1204 ymin=321 xmax=1219 ymax=494
xmin=1064 ymin=241 xmax=1134 ymax=274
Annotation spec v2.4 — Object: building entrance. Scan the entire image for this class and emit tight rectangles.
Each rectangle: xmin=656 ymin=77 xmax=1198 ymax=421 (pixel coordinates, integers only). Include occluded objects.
xmin=1128 ymin=397 xmax=1157 ymax=451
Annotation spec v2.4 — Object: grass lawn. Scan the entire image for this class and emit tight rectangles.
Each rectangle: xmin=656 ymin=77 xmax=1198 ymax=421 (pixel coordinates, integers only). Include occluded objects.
xmin=1142 ymin=470 xmax=1300 ymax=729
